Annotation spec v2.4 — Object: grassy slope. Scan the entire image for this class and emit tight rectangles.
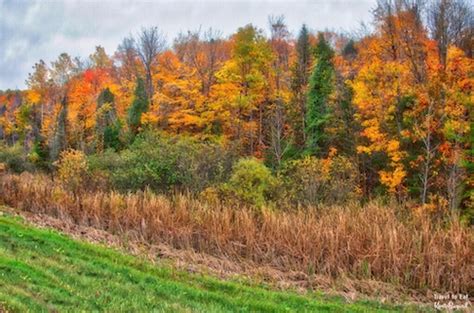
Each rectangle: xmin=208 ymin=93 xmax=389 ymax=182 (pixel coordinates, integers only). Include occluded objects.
xmin=0 ymin=213 xmax=416 ymax=312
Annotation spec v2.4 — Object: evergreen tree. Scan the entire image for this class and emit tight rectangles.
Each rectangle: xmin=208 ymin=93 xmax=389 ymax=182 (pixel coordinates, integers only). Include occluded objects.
xmin=103 ymin=120 xmax=122 ymax=151
xmin=342 ymin=39 xmax=357 ymax=60
xmin=127 ymin=77 xmax=149 ymax=135
xmin=96 ymin=88 xmax=120 ymax=151
xmin=305 ymin=33 xmax=335 ymax=156
xmin=31 ymin=135 xmax=50 ymax=170
xmin=461 ymin=120 xmax=473 ymax=223
xmin=98 ymin=87 xmax=114 ymax=106
xmin=291 ymin=24 xmax=312 ymax=147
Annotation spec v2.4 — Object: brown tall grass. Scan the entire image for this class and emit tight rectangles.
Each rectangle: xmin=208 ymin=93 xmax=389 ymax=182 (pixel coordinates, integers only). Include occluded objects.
xmin=1 ymin=172 xmax=472 ymax=292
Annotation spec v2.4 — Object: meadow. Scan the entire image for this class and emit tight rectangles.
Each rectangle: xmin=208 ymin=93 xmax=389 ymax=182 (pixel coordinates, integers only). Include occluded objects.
xmin=1 ymin=172 xmax=471 ymax=296
xmin=0 ymin=211 xmax=418 ymax=312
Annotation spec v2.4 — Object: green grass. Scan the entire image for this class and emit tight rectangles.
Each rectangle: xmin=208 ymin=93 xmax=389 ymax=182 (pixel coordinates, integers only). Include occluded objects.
xmin=0 ymin=213 xmax=417 ymax=312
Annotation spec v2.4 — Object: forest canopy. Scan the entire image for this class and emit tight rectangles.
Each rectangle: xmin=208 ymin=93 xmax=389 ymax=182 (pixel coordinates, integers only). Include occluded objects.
xmin=0 ymin=0 xmax=472 ymax=217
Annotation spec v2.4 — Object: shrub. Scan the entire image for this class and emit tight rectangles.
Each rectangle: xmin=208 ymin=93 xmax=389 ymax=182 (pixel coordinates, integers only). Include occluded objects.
xmin=222 ymin=158 xmax=279 ymax=208
xmin=88 ymin=132 xmax=236 ymax=193
xmin=281 ymin=154 xmax=359 ymax=206
xmin=55 ymin=149 xmax=89 ymax=193
xmin=181 ymin=141 xmax=238 ymax=192
xmin=0 ymin=143 xmax=33 ymax=173
xmin=87 ymin=149 xmax=122 ymax=189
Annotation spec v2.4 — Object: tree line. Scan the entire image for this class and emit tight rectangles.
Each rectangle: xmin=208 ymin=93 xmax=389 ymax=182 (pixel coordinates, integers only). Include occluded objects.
xmin=0 ymin=0 xmax=472 ymax=214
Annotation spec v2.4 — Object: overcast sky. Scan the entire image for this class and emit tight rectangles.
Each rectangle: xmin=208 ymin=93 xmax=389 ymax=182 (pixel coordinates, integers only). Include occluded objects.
xmin=0 ymin=0 xmax=376 ymax=90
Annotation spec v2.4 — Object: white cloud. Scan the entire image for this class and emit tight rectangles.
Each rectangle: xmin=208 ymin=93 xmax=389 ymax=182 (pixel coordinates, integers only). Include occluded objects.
xmin=0 ymin=0 xmax=376 ymax=90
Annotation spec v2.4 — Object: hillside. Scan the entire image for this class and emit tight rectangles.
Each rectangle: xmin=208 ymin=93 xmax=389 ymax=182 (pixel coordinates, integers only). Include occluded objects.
xmin=0 ymin=211 xmax=415 ymax=312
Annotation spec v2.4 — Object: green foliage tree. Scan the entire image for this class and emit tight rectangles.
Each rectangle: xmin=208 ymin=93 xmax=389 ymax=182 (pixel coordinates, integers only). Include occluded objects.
xmin=15 ymin=103 xmax=33 ymax=143
xmin=305 ymin=33 xmax=335 ymax=157
xmin=96 ymin=88 xmax=121 ymax=151
xmin=98 ymin=87 xmax=114 ymax=105
xmin=29 ymin=136 xmax=50 ymax=170
xmin=127 ymin=77 xmax=149 ymax=136
xmin=103 ymin=121 xmax=122 ymax=151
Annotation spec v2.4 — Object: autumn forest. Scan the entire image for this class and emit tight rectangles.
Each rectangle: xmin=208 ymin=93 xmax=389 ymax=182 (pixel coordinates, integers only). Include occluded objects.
xmin=0 ymin=0 xmax=473 ymax=309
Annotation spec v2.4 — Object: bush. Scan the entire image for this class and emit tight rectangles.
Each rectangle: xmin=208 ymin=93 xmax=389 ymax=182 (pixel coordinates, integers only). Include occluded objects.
xmin=86 ymin=149 xmax=122 ymax=189
xmin=0 ymin=143 xmax=33 ymax=173
xmin=55 ymin=149 xmax=89 ymax=193
xmin=280 ymin=154 xmax=360 ymax=206
xmin=88 ymin=132 xmax=236 ymax=193
xmin=222 ymin=158 xmax=279 ymax=208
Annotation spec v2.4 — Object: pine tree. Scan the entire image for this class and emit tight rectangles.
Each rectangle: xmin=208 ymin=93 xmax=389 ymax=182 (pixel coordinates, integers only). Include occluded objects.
xmin=103 ymin=120 xmax=122 ymax=151
xmin=291 ymin=24 xmax=312 ymax=147
xmin=127 ymin=77 xmax=149 ymax=135
xmin=98 ymin=87 xmax=114 ymax=107
xmin=96 ymin=88 xmax=120 ymax=152
xmin=342 ymin=39 xmax=357 ymax=60
xmin=305 ymin=33 xmax=335 ymax=156
xmin=31 ymin=135 xmax=50 ymax=170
